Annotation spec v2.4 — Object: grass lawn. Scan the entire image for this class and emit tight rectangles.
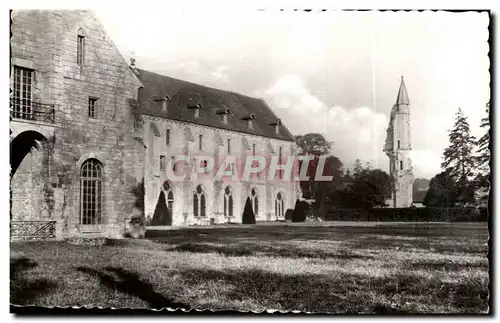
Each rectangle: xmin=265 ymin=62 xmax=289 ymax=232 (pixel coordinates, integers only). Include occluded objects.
xmin=10 ymin=222 xmax=490 ymax=314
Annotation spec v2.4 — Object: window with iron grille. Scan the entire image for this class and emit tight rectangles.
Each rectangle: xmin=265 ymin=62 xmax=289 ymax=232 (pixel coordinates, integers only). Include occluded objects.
xmin=12 ymin=66 xmax=34 ymax=120
xmin=77 ymin=35 xmax=85 ymax=66
xmin=88 ymin=97 xmax=98 ymax=118
xmin=80 ymin=159 xmax=103 ymax=225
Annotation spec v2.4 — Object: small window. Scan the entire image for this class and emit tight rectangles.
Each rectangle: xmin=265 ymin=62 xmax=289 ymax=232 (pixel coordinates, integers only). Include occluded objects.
xmin=252 ymin=143 xmax=256 ymax=156
xmin=160 ymin=155 xmax=166 ymax=171
xmin=199 ymin=134 xmax=203 ymax=150
xmin=397 ymin=140 xmax=400 ymax=149
xmin=77 ymin=35 xmax=85 ymax=66
xmin=201 ymin=160 xmax=209 ymax=173
xmin=166 ymin=129 xmax=171 ymax=146
xmin=88 ymin=97 xmax=98 ymax=118
xmin=400 ymin=161 xmax=403 ymax=170
xmin=227 ymin=138 xmax=231 ymax=154
xmin=171 ymin=156 xmax=176 ymax=171
xmin=278 ymin=146 xmax=283 ymax=179
xmin=223 ymin=186 xmax=233 ymax=217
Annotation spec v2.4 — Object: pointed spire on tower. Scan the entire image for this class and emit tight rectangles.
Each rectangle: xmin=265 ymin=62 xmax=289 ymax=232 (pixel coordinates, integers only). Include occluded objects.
xmin=396 ymin=76 xmax=410 ymax=105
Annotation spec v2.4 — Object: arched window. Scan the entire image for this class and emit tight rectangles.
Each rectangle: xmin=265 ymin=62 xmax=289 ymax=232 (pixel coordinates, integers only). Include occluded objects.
xmin=150 ymin=122 xmax=161 ymax=175
xmin=80 ymin=159 xmax=103 ymax=225
xmin=193 ymin=185 xmax=207 ymax=217
xmin=275 ymin=192 xmax=284 ymax=218
xmin=224 ymin=186 xmax=233 ymax=217
xmin=163 ymin=181 xmax=174 ymax=210
xmin=251 ymin=188 xmax=259 ymax=216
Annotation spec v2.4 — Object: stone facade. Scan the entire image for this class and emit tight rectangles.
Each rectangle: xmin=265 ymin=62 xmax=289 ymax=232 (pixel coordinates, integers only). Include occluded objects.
xmin=11 ymin=10 xmax=144 ymax=239
xmin=142 ymin=115 xmax=299 ymax=225
xmin=383 ymin=77 xmax=414 ymax=208
xmin=10 ymin=10 xmax=300 ymax=239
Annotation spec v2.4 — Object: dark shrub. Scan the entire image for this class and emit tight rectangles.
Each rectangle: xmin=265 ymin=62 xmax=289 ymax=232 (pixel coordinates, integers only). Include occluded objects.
xmin=151 ymin=191 xmax=172 ymax=226
xmin=242 ymin=197 xmax=256 ymax=224
xmin=285 ymin=209 xmax=294 ymax=221
xmin=322 ymin=207 xmax=487 ymax=222
xmin=292 ymin=200 xmax=309 ymax=223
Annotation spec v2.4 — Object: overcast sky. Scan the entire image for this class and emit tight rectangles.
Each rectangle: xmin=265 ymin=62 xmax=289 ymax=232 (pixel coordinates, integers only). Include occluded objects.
xmin=94 ymin=9 xmax=490 ymax=179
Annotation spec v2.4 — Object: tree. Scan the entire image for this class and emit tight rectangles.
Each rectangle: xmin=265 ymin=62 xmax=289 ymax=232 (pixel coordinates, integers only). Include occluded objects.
xmin=294 ymin=133 xmax=335 ymax=201
xmin=151 ymin=191 xmax=172 ymax=226
xmin=413 ymin=178 xmax=430 ymax=203
xmin=423 ymin=169 xmax=458 ymax=207
xmin=475 ymin=101 xmax=490 ymax=196
xmin=242 ymin=197 xmax=256 ymax=224
xmin=338 ymin=164 xmax=392 ymax=209
xmin=292 ymin=200 xmax=309 ymax=222
xmin=294 ymin=133 xmax=332 ymax=156
xmin=441 ymin=108 xmax=477 ymax=205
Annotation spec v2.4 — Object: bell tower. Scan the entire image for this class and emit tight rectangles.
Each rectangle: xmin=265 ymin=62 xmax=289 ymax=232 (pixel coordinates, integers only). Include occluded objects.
xmin=383 ymin=76 xmax=414 ymax=207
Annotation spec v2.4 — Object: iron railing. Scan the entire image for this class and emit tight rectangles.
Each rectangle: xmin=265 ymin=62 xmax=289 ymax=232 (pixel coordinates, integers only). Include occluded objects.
xmin=10 ymin=98 xmax=55 ymax=123
xmin=10 ymin=221 xmax=57 ymax=240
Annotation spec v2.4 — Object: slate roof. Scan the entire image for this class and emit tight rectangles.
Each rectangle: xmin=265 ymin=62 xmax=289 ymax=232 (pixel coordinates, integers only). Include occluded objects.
xmin=135 ymin=68 xmax=295 ymax=142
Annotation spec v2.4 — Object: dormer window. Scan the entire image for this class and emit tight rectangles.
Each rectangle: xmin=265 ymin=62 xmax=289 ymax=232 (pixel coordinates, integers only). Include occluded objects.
xmin=269 ymin=119 xmax=282 ymax=135
xmin=187 ymin=101 xmax=203 ymax=118
xmin=216 ymin=108 xmax=231 ymax=124
xmin=242 ymin=114 xmax=256 ymax=129
xmin=154 ymin=94 xmax=170 ymax=112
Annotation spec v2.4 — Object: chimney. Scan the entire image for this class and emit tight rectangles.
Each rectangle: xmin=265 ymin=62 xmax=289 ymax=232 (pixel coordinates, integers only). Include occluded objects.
xmin=129 ymin=55 xmax=140 ymax=76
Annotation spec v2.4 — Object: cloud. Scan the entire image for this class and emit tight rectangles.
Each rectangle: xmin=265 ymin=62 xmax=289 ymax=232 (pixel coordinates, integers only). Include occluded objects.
xmin=163 ymin=61 xmax=234 ymax=90
xmin=211 ymin=66 xmax=230 ymax=84
xmin=260 ymin=74 xmax=390 ymax=171
xmin=409 ymin=150 xmax=443 ymax=179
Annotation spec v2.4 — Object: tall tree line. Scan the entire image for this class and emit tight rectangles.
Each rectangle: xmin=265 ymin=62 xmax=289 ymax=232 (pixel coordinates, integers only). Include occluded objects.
xmin=424 ymin=102 xmax=490 ymax=207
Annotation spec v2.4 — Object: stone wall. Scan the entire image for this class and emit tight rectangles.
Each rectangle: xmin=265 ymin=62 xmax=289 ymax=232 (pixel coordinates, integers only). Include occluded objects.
xmin=142 ymin=115 xmax=297 ymax=225
xmin=10 ymin=10 xmax=143 ymax=239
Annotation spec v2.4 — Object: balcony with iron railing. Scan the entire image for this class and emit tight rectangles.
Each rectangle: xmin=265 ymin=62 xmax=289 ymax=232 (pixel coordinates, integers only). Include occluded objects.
xmin=10 ymin=98 xmax=55 ymax=123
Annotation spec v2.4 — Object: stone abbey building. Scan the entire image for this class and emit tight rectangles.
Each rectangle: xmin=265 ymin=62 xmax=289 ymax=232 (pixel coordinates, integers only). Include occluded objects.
xmin=10 ymin=10 xmax=300 ymax=240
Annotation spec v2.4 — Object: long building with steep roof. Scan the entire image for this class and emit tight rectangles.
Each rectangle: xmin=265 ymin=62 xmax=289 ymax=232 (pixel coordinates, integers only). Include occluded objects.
xmin=10 ymin=10 xmax=300 ymax=240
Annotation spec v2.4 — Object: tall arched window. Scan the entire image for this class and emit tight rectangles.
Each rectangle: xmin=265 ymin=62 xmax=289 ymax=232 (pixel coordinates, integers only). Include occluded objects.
xmin=163 ymin=181 xmax=174 ymax=210
xmin=193 ymin=185 xmax=207 ymax=217
xmin=223 ymin=186 xmax=233 ymax=217
xmin=150 ymin=122 xmax=161 ymax=175
xmin=275 ymin=192 xmax=284 ymax=218
xmin=80 ymin=159 xmax=103 ymax=225
xmin=251 ymin=188 xmax=259 ymax=216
